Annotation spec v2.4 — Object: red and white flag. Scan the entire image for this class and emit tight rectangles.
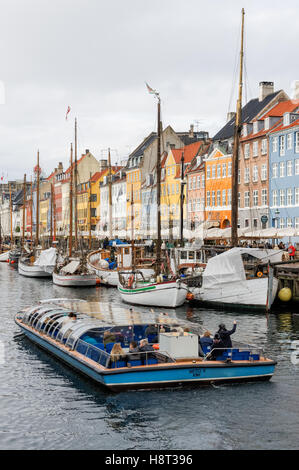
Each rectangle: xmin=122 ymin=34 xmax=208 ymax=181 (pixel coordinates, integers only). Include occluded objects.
xmin=145 ymin=82 xmax=159 ymax=98
xmin=65 ymin=106 xmax=71 ymax=120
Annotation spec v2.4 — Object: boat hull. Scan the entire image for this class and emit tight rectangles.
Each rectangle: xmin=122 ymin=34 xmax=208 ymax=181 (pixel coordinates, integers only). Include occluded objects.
xmin=90 ymin=266 xmax=155 ymax=287
xmin=16 ymin=320 xmax=276 ymax=392
xmin=18 ymin=259 xmax=53 ymax=277
xmin=52 ymin=271 xmax=97 ymax=287
xmin=118 ymin=280 xmax=189 ymax=308
xmin=190 ymin=277 xmax=279 ymax=311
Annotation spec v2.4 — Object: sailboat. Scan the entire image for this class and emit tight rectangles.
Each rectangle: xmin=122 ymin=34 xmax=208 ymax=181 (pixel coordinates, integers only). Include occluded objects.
xmin=188 ymin=9 xmax=280 ymax=311
xmin=117 ymin=87 xmax=188 ymax=308
xmin=53 ymin=136 xmax=97 ymax=287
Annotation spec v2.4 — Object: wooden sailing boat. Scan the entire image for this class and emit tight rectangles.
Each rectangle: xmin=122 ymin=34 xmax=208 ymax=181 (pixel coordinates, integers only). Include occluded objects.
xmin=188 ymin=9 xmax=279 ymax=310
xmin=53 ymin=136 xmax=97 ymax=287
xmin=18 ymin=151 xmax=57 ymax=277
xmin=117 ymin=87 xmax=188 ymax=308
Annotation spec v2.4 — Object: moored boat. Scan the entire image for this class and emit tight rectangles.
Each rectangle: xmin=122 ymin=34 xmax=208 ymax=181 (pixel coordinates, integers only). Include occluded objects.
xmin=18 ymin=247 xmax=57 ymax=278
xmin=15 ymin=299 xmax=277 ymax=391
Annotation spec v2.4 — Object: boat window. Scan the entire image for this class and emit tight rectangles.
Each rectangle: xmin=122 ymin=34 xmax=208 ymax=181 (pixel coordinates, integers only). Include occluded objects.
xmin=23 ymin=306 xmax=40 ymax=324
xmin=180 ymin=251 xmax=187 ymax=260
xmin=196 ymin=251 xmax=202 ymax=261
xmin=35 ymin=309 xmax=65 ymax=332
xmin=44 ymin=313 xmax=66 ymax=335
xmin=188 ymin=251 xmax=195 ymax=260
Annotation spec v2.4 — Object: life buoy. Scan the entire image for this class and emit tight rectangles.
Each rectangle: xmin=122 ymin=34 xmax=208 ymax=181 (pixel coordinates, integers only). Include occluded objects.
xmin=288 ymin=246 xmax=296 ymax=256
xmin=128 ymin=275 xmax=134 ymax=288
xmin=257 ymin=271 xmax=263 ymax=278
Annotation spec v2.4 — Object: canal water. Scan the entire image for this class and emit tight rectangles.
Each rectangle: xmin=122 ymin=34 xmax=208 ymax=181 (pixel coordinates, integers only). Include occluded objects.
xmin=0 ymin=263 xmax=298 ymax=450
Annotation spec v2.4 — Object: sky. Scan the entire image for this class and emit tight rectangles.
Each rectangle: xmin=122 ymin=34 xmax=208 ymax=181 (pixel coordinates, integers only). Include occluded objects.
xmin=0 ymin=0 xmax=298 ymax=180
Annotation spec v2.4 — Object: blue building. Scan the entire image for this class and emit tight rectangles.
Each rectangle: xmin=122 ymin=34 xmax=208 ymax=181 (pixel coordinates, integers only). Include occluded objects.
xmin=269 ymin=110 xmax=299 ymax=243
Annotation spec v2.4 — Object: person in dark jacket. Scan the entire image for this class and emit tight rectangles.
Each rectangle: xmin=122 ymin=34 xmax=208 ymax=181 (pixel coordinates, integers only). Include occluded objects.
xmin=217 ymin=321 xmax=237 ymax=348
xmin=128 ymin=340 xmax=141 ymax=361
xmin=208 ymin=334 xmax=226 ymax=360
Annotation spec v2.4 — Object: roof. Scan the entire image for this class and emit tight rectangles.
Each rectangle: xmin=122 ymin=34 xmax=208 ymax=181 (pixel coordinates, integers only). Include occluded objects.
xmin=269 ymin=116 xmax=299 ymax=135
xmin=171 ymin=141 xmax=204 ymax=164
xmin=260 ymin=99 xmax=299 ymax=119
xmin=126 ymin=132 xmax=157 ymax=168
xmin=213 ymin=90 xmax=282 ymax=141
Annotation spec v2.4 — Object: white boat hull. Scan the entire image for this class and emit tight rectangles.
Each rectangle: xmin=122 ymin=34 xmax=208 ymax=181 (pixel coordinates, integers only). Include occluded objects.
xmin=191 ymin=277 xmax=279 ymax=310
xmin=0 ymin=251 xmax=10 ymax=262
xmin=52 ymin=271 xmax=97 ymax=287
xmin=92 ymin=267 xmax=154 ymax=287
xmin=18 ymin=259 xmax=53 ymax=278
xmin=118 ymin=280 xmax=188 ymax=308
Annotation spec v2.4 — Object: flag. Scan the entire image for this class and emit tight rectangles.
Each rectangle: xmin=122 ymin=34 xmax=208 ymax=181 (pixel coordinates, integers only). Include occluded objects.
xmin=65 ymin=105 xmax=71 ymax=120
xmin=145 ymin=82 xmax=159 ymax=98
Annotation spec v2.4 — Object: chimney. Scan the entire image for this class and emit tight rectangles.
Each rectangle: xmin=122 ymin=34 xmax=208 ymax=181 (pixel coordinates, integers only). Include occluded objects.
xmin=99 ymin=159 xmax=108 ymax=170
xmin=189 ymin=124 xmax=194 ymax=138
xmin=85 ymin=149 xmax=90 ymax=154
xmin=259 ymin=81 xmax=274 ymax=102
xmin=292 ymin=80 xmax=299 ymax=100
xmin=227 ymin=111 xmax=236 ymax=122
xmin=58 ymin=162 xmax=63 ymax=173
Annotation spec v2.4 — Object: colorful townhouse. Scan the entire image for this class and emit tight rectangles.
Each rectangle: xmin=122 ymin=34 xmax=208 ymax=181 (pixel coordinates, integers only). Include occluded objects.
xmin=239 ymin=100 xmax=299 ymax=231
xmin=204 ymin=144 xmax=232 ymax=228
xmin=269 ymin=109 xmax=299 ymax=240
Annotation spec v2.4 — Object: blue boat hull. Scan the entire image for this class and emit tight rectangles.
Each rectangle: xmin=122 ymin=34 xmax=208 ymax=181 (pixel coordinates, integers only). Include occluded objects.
xmin=18 ymin=324 xmax=276 ymax=392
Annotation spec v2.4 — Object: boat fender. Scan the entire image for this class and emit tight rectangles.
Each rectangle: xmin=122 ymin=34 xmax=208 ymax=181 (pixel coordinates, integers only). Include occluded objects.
xmin=257 ymin=271 xmax=263 ymax=277
xmin=128 ymin=275 xmax=134 ymax=288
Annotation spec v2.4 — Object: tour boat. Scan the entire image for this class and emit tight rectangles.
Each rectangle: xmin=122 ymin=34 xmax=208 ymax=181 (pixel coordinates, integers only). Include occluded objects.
xmin=189 ymin=247 xmax=281 ymax=310
xmin=18 ymin=247 xmax=57 ymax=278
xmin=118 ymin=271 xmax=189 ymax=308
xmin=15 ymin=299 xmax=277 ymax=391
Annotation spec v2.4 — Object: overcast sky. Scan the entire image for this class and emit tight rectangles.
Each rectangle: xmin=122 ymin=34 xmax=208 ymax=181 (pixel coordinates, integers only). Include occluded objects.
xmin=0 ymin=0 xmax=298 ymax=180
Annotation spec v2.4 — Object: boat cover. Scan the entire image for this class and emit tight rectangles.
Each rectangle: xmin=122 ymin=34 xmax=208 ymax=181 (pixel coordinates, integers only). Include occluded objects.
xmin=202 ymin=247 xmax=282 ymax=289
xmin=34 ymin=247 xmax=57 ymax=272
xmin=0 ymin=251 xmax=10 ymax=261
xmin=60 ymin=260 xmax=81 ymax=274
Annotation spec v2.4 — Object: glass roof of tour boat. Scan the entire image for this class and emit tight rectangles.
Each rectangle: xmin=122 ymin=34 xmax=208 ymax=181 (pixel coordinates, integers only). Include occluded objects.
xmin=36 ymin=299 xmax=180 ymax=327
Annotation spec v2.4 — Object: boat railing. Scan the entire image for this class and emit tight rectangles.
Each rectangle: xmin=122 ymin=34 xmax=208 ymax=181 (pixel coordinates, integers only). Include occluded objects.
xmin=74 ymin=339 xmax=175 ymax=368
xmin=204 ymin=346 xmax=265 ymax=361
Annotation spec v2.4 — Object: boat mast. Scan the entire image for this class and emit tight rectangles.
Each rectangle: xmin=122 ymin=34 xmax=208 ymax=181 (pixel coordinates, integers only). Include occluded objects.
xmin=30 ymin=179 xmax=33 ymax=249
xmin=9 ymin=183 xmax=13 ymax=247
xmin=180 ymin=151 xmax=185 ymax=246
xmin=22 ymin=174 xmax=26 ymax=249
xmin=52 ymin=184 xmax=56 ymax=242
xmin=50 ymin=182 xmax=53 ymax=243
xmin=231 ymin=8 xmax=245 ymax=247
xmin=89 ymin=171 xmax=92 ymax=250
xmin=131 ymin=184 xmax=135 ymax=270
xmin=108 ymin=148 xmax=113 ymax=239
xmin=36 ymin=150 xmax=40 ymax=247
xmin=74 ymin=118 xmax=78 ymax=251
xmin=69 ymin=143 xmax=73 ymax=257
xmin=156 ymin=97 xmax=162 ymax=276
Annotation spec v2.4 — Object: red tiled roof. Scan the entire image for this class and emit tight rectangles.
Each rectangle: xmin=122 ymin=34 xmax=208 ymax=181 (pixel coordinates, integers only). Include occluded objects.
xmin=260 ymin=99 xmax=299 ymax=119
xmin=269 ymin=116 xmax=299 ymax=134
xmin=171 ymin=141 xmax=204 ymax=164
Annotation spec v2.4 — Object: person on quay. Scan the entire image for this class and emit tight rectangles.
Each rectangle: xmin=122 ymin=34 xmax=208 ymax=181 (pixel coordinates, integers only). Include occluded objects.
xmin=217 ymin=321 xmax=237 ymax=349
xmin=288 ymin=244 xmax=296 ymax=260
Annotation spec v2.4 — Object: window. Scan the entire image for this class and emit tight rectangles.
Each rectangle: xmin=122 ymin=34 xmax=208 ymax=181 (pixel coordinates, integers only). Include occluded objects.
xmin=296 ymin=159 xmax=299 ymax=175
xmin=172 ymin=166 xmax=175 ymax=175
xmin=253 ymin=219 xmax=258 ymax=228
xmin=287 ymin=161 xmax=292 ymax=176
xmin=261 ymin=164 xmax=267 ymax=181
xmin=295 ymin=217 xmax=299 ymax=229
xmin=273 ymin=137 xmax=278 ymax=152
xmin=272 ymin=163 xmax=278 ymax=178
xmin=212 ymin=191 xmax=215 ymax=206
xmin=261 ymin=139 xmax=267 ymax=155
xmin=253 ymin=165 xmax=258 ymax=182
xmin=287 ymin=188 xmax=292 ymax=206
xmin=253 ymin=190 xmax=258 ymax=206
xmin=238 ymin=169 xmax=241 ymax=184
xmin=222 ymin=189 xmax=226 ymax=206
xmin=206 ymin=191 xmax=210 ymax=206
xmin=212 ymin=165 xmax=216 ymax=179
xmin=273 ymin=190 xmax=278 ymax=206
xmin=244 ymin=191 xmax=250 ymax=207
xmin=193 ymin=177 xmax=196 ymax=189
xmin=167 ymin=167 xmax=170 ymax=176
xmin=253 ymin=141 xmax=258 ymax=157
xmin=217 ymin=190 xmax=221 ymax=206
xmin=295 ymin=188 xmax=299 ymax=205
xmin=261 ymin=188 xmax=267 ymax=206
xmin=245 ymin=219 xmax=250 ymax=228
xmin=244 ymin=144 xmax=250 ymax=158
xmin=207 ymin=166 xmax=211 ymax=179
xmin=188 ymin=178 xmax=192 ymax=190
xmin=228 ymin=189 xmax=232 ymax=205
xmin=287 ymin=133 xmax=292 ymax=150
xmin=279 ymin=162 xmax=285 ymax=178
xmin=296 ymin=132 xmax=299 ymax=153
xmin=197 ymin=175 xmax=200 ymax=188
xmin=228 ymin=162 xmax=232 ymax=177
xmin=280 ymin=218 xmax=285 ymax=229
xmin=244 ymin=167 xmax=250 ymax=183
xmin=238 ymin=192 xmax=240 ymax=208
xmin=280 ymin=135 xmax=285 ymax=156
xmin=280 ymin=189 xmax=285 ymax=206
xmin=222 ymin=163 xmax=226 ymax=177
xmin=217 ymin=164 xmax=221 ymax=178
xmin=172 ymin=184 xmax=175 ymax=195
xmin=201 ymin=174 xmax=205 ymax=188
xmin=287 ymin=217 xmax=292 ymax=228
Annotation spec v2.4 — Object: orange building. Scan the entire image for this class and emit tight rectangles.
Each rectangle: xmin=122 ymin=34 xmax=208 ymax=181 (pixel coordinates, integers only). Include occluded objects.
xmin=205 ymin=145 xmax=232 ymax=228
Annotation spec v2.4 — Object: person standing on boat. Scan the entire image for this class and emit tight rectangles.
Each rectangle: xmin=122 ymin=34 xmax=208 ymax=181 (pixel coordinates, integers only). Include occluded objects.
xmin=208 ymin=334 xmax=226 ymax=360
xmin=217 ymin=321 xmax=237 ymax=349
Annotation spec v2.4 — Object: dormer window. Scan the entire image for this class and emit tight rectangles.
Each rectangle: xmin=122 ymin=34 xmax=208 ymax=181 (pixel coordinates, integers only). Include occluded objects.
xmin=264 ymin=117 xmax=270 ymax=130
xmin=283 ymin=113 xmax=290 ymax=127
xmin=253 ymin=121 xmax=258 ymax=134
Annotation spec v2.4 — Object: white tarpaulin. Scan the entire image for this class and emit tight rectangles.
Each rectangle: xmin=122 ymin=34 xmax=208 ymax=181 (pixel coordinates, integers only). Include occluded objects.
xmin=202 ymin=247 xmax=282 ymax=289
xmin=61 ymin=260 xmax=81 ymax=274
xmin=34 ymin=248 xmax=57 ymax=273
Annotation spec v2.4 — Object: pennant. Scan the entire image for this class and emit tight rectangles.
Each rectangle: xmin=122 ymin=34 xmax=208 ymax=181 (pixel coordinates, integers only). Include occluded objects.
xmin=65 ymin=105 xmax=71 ymax=120
xmin=145 ymin=82 xmax=159 ymax=98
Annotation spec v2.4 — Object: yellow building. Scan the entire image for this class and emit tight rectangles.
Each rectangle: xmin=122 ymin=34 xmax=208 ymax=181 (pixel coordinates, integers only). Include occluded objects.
xmin=40 ymin=198 xmax=50 ymax=235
